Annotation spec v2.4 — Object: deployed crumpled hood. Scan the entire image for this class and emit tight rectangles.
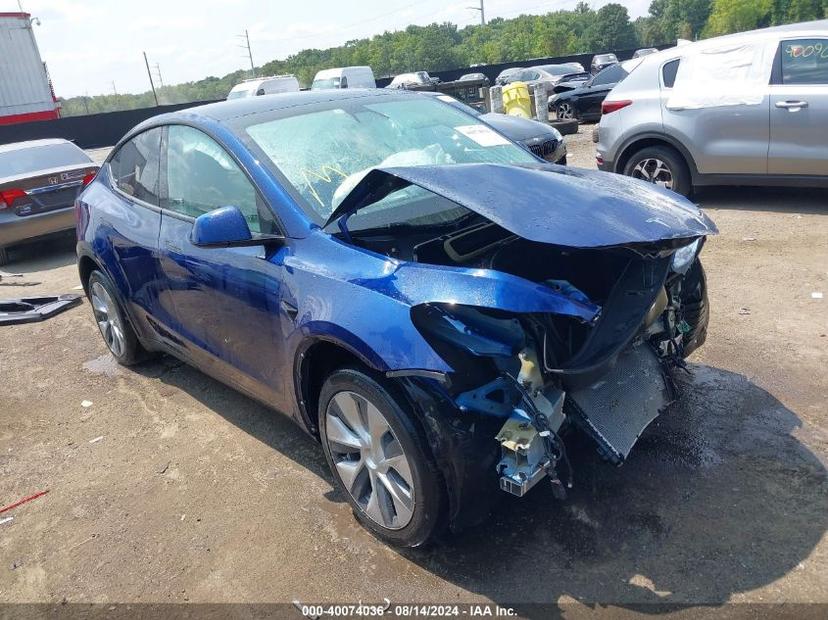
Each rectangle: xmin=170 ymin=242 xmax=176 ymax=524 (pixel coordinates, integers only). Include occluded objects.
xmin=325 ymin=163 xmax=717 ymax=248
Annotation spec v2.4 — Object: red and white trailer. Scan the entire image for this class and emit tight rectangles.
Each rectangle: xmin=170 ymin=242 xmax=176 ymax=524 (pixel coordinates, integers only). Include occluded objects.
xmin=0 ymin=12 xmax=60 ymax=126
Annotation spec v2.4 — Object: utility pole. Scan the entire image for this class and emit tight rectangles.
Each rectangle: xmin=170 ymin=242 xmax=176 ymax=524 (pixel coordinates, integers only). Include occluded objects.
xmin=143 ymin=51 xmax=159 ymax=105
xmin=237 ymin=29 xmax=255 ymax=78
xmin=153 ymin=63 xmax=164 ymax=88
xmin=112 ymin=81 xmax=118 ymax=95
xmin=468 ymin=0 xmax=485 ymax=25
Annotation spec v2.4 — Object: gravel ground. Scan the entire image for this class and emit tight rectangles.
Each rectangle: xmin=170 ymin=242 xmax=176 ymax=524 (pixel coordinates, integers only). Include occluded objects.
xmin=1 ymin=127 xmax=826 ymax=614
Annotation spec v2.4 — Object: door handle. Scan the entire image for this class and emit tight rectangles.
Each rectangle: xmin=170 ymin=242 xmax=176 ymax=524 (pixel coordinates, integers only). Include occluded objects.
xmin=165 ymin=242 xmax=182 ymax=253
xmin=775 ymin=100 xmax=809 ymax=110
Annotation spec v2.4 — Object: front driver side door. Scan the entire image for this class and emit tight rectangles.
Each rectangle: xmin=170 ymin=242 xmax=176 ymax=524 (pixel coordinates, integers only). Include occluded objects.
xmin=157 ymin=124 xmax=289 ymax=406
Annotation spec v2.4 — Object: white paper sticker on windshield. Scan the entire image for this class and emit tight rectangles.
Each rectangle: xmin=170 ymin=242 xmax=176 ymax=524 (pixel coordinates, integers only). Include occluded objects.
xmin=455 ymin=124 xmax=510 ymax=147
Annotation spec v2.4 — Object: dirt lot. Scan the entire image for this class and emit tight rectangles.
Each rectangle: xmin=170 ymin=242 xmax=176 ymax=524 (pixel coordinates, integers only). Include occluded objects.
xmin=1 ymin=126 xmax=827 ymax=613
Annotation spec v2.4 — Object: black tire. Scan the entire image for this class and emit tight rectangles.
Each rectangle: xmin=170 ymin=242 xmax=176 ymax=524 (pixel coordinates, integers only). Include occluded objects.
xmin=87 ymin=270 xmax=150 ymax=366
xmin=318 ymin=368 xmax=444 ymax=547
xmin=680 ymin=259 xmax=709 ymax=358
xmin=555 ymin=101 xmax=578 ymax=122
xmin=623 ymin=145 xmax=692 ymax=197
xmin=0 ymin=247 xmax=9 ymax=267
xmin=550 ymin=118 xmax=579 ymax=135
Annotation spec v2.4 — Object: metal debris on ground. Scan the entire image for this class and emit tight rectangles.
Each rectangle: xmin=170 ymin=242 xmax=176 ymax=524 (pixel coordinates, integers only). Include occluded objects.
xmin=0 ymin=516 xmax=13 ymax=526
xmin=81 ymin=400 xmax=93 ymax=408
xmin=0 ymin=294 xmax=82 ymax=325
xmin=89 ymin=436 xmax=104 ymax=444
xmin=812 ymin=292 xmax=824 ymax=299
xmin=738 ymin=307 xmax=751 ymax=315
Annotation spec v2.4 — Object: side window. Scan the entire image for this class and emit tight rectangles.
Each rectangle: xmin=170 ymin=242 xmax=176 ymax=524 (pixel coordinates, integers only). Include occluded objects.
xmin=340 ymin=75 xmax=348 ymax=89
xmin=109 ymin=128 xmax=162 ymax=205
xmin=165 ymin=125 xmax=274 ymax=233
xmin=780 ymin=39 xmax=828 ymax=85
xmin=256 ymin=88 xmax=265 ymax=96
xmin=662 ymin=59 xmax=680 ymax=88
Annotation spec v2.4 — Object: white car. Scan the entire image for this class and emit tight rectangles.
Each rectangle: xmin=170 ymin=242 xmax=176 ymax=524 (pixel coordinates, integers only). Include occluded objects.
xmin=227 ymin=75 xmax=300 ymax=100
xmin=312 ymin=66 xmax=376 ymax=89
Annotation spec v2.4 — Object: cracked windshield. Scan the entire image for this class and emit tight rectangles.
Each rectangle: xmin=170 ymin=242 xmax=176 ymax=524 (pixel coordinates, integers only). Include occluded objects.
xmin=246 ymin=97 xmax=535 ymax=226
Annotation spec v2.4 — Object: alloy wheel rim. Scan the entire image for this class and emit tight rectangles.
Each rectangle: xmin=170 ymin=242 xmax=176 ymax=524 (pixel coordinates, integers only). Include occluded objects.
xmin=631 ymin=157 xmax=674 ymax=189
xmin=557 ymin=103 xmax=573 ymax=119
xmin=325 ymin=390 xmax=415 ymax=530
xmin=90 ymin=282 xmax=126 ymax=358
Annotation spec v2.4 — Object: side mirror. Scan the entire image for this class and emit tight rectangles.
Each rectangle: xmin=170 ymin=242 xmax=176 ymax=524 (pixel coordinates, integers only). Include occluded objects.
xmin=191 ymin=205 xmax=283 ymax=248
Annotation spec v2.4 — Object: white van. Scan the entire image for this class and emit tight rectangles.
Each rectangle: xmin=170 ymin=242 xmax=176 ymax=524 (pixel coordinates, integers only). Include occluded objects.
xmin=227 ymin=75 xmax=300 ymax=100
xmin=311 ymin=66 xmax=376 ymax=90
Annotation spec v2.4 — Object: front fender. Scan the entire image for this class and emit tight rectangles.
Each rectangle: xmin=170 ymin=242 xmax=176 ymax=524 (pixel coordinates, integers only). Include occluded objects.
xmin=281 ymin=232 xmax=601 ymax=377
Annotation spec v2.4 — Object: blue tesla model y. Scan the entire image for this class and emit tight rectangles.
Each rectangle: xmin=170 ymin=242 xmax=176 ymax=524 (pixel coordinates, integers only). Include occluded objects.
xmin=76 ymin=89 xmax=716 ymax=546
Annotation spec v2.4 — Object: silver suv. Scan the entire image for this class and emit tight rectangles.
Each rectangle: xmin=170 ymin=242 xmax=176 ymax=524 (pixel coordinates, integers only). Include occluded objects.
xmin=596 ymin=20 xmax=828 ymax=196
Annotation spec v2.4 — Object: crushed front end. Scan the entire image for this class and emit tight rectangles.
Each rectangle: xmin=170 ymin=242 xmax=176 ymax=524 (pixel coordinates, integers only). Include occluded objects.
xmin=408 ymin=239 xmax=709 ymax=503
xmin=330 ymin=162 xmax=716 ymax=526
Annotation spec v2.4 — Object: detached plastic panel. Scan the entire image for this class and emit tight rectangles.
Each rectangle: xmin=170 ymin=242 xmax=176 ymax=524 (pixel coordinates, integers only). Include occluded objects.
xmin=0 ymin=294 xmax=83 ymax=326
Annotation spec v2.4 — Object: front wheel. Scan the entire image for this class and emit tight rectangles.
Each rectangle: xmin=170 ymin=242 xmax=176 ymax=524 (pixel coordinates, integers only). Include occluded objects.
xmin=680 ymin=259 xmax=709 ymax=358
xmin=623 ymin=145 xmax=691 ymax=196
xmin=0 ymin=247 xmax=9 ymax=267
xmin=87 ymin=270 xmax=150 ymax=366
xmin=318 ymin=368 xmax=444 ymax=547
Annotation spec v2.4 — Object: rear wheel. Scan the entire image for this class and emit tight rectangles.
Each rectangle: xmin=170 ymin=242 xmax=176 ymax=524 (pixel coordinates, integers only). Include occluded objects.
xmin=623 ymin=145 xmax=691 ymax=196
xmin=318 ymin=368 xmax=444 ymax=547
xmin=555 ymin=101 xmax=577 ymax=121
xmin=0 ymin=247 xmax=8 ymax=267
xmin=87 ymin=270 xmax=149 ymax=366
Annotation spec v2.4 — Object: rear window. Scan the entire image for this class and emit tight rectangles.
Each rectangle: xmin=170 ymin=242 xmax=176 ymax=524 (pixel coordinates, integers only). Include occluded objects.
xmin=662 ymin=59 xmax=680 ymax=88
xmin=0 ymin=143 xmax=91 ymax=178
xmin=592 ymin=63 xmax=628 ymax=86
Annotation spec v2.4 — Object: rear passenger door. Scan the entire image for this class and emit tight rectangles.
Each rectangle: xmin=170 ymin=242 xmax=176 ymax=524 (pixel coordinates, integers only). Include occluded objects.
xmin=768 ymin=37 xmax=828 ymax=176
xmin=660 ymin=57 xmax=770 ymax=175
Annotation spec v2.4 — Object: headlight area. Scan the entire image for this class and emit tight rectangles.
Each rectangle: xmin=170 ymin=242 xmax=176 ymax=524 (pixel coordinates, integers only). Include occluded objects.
xmin=671 ymin=238 xmax=702 ymax=274
xmin=410 ymin=303 xmax=575 ymax=500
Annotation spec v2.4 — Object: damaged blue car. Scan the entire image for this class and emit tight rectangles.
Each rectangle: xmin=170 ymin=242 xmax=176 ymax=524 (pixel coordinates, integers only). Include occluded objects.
xmin=76 ymin=90 xmax=717 ymax=547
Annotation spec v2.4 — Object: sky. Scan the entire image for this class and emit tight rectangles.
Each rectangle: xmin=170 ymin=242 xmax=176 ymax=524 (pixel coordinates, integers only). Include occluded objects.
xmin=4 ymin=0 xmax=651 ymax=98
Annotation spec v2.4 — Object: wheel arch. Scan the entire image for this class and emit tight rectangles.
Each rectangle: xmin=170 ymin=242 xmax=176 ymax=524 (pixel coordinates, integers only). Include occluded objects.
xmin=615 ymin=133 xmax=699 ymax=183
xmin=77 ymin=250 xmax=104 ymax=296
xmin=293 ymin=336 xmax=387 ymax=437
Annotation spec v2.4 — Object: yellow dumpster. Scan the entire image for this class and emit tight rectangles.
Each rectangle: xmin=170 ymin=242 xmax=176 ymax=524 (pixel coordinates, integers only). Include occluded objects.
xmin=502 ymin=82 xmax=532 ymax=118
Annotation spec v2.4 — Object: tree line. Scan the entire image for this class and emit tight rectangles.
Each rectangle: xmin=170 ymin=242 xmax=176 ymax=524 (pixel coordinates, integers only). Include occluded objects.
xmin=59 ymin=0 xmax=827 ymax=116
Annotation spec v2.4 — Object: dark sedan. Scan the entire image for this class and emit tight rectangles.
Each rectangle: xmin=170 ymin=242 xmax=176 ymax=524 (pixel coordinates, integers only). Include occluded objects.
xmin=0 ymin=139 xmax=98 ymax=265
xmin=548 ymin=59 xmax=639 ymax=122
xmin=424 ymin=92 xmax=566 ymax=164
